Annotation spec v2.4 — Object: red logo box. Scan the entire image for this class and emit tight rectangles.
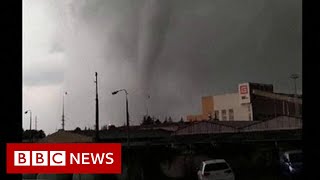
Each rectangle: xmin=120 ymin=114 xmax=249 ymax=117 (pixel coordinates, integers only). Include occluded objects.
xmin=7 ymin=143 xmax=121 ymax=174
xmin=240 ymin=85 xmax=248 ymax=94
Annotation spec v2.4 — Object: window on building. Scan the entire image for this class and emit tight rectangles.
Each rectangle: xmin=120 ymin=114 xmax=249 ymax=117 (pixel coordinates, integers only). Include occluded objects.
xmin=222 ymin=110 xmax=227 ymax=120
xmin=229 ymin=109 xmax=234 ymax=120
xmin=214 ymin=110 xmax=219 ymax=120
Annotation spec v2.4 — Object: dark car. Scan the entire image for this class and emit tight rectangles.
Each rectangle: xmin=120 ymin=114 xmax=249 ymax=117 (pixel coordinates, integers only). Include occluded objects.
xmin=279 ymin=150 xmax=303 ymax=178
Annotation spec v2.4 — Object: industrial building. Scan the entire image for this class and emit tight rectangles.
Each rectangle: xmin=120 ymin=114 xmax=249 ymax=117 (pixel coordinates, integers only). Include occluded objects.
xmin=187 ymin=82 xmax=302 ymax=122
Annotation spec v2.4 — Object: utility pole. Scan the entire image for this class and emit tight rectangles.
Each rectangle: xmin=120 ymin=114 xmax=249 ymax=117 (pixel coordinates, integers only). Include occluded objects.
xmin=62 ymin=92 xmax=67 ymax=130
xmin=145 ymin=94 xmax=150 ymax=117
xmin=94 ymin=72 xmax=99 ymax=141
xmin=24 ymin=110 xmax=32 ymax=142
xmin=35 ymin=116 xmax=37 ymax=131
xmin=30 ymin=112 xmax=32 ymax=131
xmin=290 ymin=74 xmax=299 ymax=117
xmin=126 ymin=92 xmax=130 ymax=148
xmin=30 ymin=112 xmax=32 ymax=142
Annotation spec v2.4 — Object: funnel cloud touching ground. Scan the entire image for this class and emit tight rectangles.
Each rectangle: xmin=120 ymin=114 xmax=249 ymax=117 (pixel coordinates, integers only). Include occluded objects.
xmin=23 ymin=0 xmax=301 ymax=134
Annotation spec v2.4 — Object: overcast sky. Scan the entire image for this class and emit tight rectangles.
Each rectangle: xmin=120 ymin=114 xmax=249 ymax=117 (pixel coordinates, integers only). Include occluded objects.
xmin=23 ymin=0 xmax=302 ymax=135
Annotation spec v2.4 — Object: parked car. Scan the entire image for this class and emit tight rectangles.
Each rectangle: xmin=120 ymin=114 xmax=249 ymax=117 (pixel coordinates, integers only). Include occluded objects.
xmin=279 ymin=150 xmax=303 ymax=178
xmin=197 ymin=159 xmax=235 ymax=180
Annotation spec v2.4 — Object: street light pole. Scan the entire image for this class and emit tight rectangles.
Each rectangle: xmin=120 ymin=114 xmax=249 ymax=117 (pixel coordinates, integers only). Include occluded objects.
xmin=35 ymin=115 xmax=37 ymax=131
xmin=30 ymin=111 xmax=32 ymax=131
xmin=24 ymin=110 xmax=32 ymax=142
xmin=112 ymin=89 xmax=130 ymax=148
xmin=24 ymin=110 xmax=32 ymax=131
xmin=112 ymin=89 xmax=130 ymax=177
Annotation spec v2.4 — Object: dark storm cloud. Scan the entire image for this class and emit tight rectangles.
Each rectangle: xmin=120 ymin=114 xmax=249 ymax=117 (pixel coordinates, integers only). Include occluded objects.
xmin=140 ymin=0 xmax=301 ymax=119
xmin=62 ymin=0 xmax=301 ymax=125
xmin=137 ymin=0 xmax=172 ymax=91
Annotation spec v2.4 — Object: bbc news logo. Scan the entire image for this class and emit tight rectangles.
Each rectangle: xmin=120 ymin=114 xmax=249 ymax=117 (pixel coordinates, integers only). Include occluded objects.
xmin=7 ymin=143 xmax=121 ymax=174
xmin=14 ymin=151 xmax=114 ymax=166
xmin=14 ymin=151 xmax=66 ymax=166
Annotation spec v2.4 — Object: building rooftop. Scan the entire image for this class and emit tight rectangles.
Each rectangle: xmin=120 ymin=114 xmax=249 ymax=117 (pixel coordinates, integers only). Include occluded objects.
xmin=274 ymin=92 xmax=302 ymax=98
xmin=38 ymin=130 xmax=93 ymax=143
xmin=207 ymin=120 xmax=258 ymax=129
xmin=99 ymin=128 xmax=172 ymax=140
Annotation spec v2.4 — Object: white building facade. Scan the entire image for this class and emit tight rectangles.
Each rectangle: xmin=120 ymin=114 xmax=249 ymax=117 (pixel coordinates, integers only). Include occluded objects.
xmin=213 ymin=92 xmax=253 ymax=121
xmin=187 ymin=82 xmax=301 ymax=122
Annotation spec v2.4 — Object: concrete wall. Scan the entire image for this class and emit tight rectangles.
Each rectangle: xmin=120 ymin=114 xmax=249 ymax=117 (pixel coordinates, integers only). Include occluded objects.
xmin=202 ymin=96 xmax=214 ymax=117
xmin=187 ymin=114 xmax=206 ymax=122
xmin=213 ymin=93 xmax=251 ymax=121
xmin=188 ymin=93 xmax=252 ymax=122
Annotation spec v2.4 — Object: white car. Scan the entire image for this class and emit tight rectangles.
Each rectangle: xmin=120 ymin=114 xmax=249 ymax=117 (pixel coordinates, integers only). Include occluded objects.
xmin=197 ymin=159 xmax=235 ymax=180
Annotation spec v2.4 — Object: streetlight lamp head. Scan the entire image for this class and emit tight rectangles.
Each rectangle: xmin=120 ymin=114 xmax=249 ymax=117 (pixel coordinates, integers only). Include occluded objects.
xmin=24 ymin=110 xmax=28 ymax=114
xmin=112 ymin=91 xmax=118 ymax=95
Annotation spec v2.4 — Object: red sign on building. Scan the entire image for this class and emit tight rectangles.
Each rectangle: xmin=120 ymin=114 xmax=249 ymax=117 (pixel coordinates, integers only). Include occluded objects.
xmin=240 ymin=85 xmax=248 ymax=94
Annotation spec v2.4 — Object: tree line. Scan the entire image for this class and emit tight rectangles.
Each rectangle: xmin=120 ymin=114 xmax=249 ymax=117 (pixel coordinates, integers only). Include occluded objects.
xmin=141 ymin=115 xmax=184 ymax=125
